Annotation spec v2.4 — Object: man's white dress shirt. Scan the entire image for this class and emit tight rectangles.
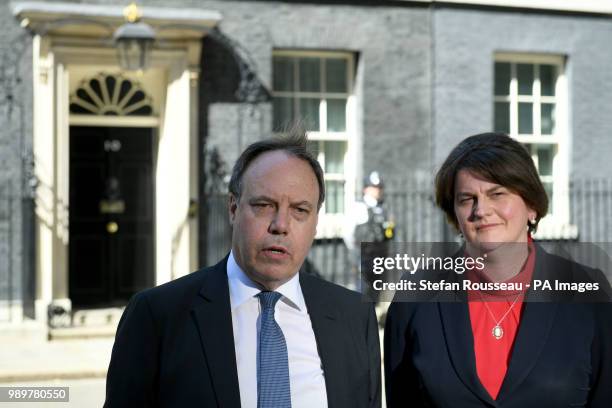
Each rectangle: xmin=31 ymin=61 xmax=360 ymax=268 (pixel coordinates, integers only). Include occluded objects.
xmin=227 ymin=251 xmax=328 ymax=408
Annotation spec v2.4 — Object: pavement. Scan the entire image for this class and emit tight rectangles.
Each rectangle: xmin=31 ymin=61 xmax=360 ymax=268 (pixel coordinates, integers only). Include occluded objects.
xmin=0 ymin=378 xmax=106 ymax=407
xmin=0 ymin=328 xmax=113 ymax=407
xmin=0 ymin=305 xmax=389 ymax=407
xmin=0 ymin=330 xmax=115 ymax=383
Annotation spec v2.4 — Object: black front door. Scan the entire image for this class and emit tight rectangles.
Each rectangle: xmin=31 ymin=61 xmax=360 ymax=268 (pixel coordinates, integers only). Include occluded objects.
xmin=69 ymin=126 xmax=155 ymax=308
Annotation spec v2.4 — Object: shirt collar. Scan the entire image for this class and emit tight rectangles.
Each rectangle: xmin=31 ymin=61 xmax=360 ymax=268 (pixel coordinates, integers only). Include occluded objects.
xmin=227 ymin=250 xmax=306 ymax=312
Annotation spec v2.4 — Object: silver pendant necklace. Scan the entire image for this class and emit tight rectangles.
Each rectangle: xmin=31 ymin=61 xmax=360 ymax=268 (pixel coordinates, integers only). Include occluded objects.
xmin=480 ymin=293 xmax=522 ymax=340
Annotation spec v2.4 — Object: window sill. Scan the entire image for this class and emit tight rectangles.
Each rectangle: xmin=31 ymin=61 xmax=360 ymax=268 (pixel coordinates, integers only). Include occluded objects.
xmin=533 ymin=218 xmax=578 ymax=241
xmin=315 ymin=213 xmax=344 ymax=239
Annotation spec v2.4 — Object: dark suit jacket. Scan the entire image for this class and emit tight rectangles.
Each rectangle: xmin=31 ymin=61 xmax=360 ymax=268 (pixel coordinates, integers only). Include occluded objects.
xmin=105 ymin=257 xmax=381 ymax=407
xmin=385 ymin=246 xmax=612 ymax=408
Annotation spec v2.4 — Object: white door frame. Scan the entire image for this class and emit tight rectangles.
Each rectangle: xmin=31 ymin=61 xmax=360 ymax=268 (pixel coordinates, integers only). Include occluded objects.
xmin=12 ymin=3 xmax=220 ymax=324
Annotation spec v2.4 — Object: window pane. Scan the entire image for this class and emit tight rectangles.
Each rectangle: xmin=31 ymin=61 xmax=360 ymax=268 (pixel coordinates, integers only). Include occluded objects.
xmin=323 ymin=141 xmax=346 ymax=174
xmin=298 ymin=98 xmax=320 ymax=131
xmin=325 ymin=180 xmax=345 ymax=214
xmin=327 ymin=99 xmax=347 ymax=132
xmin=494 ymin=62 xmax=510 ymax=95
xmin=494 ymin=102 xmax=510 ymax=133
xmin=273 ymin=57 xmax=294 ymax=92
xmin=537 ymin=145 xmax=554 ymax=177
xmin=518 ymin=102 xmax=533 ymax=134
xmin=273 ymin=97 xmax=294 ymax=131
xmin=299 ymin=58 xmax=321 ymax=92
xmin=517 ymin=64 xmax=534 ymax=95
xmin=326 ymin=58 xmax=348 ymax=93
xmin=541 ymin=103 xmax=556 ymax=135
xmin=540 ymin=64 xmax=556 ymax=97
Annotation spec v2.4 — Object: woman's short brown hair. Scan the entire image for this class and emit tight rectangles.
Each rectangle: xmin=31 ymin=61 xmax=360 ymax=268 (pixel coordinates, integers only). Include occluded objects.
xmin=434 ymin=132 xmax=548 ymax=234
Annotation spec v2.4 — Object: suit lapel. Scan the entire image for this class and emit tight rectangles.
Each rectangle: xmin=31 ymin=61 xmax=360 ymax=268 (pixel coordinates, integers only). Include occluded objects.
xmin=191 ymin=259 xmax=241 ymax=408
xmin=497 ymin=247 xmax=560 ymax=402
xmin=432 ymin=249 xmax=495 ymax=405
xmin=496 ymin=302 xmax=558 ymax=402
xmin=300 ymin=274 xmax=344 ymax=408
xmin=438 ymin=300 xmax=497 ymax=406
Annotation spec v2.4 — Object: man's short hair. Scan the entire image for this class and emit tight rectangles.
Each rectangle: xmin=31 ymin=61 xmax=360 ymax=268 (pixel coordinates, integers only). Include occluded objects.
xmin=435 ymin=132 xmax=548 ymax=234
xmin=228 ymin=131 xmax=326 ymax=209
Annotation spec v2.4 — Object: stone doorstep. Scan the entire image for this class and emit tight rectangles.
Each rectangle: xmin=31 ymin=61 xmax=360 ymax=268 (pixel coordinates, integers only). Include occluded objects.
xmin=48 ymin=325 xmax=117 ymax=340
xmin=71 ymin=308 xmax=124 ymax=327
xmin=47 ymin=308 xmax=123 ymax=340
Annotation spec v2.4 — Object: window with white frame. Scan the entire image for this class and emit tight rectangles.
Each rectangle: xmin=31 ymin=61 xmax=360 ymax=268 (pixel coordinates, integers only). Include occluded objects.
xmin=272 ymin=51 xmax=354 ymax=227
xmin=493 ymin=54 xmax=569 ymax=226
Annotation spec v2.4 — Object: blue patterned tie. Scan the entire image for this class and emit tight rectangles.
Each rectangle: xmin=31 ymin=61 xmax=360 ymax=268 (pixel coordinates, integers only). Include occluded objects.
xmin=257 ymin=291 xmax=291 ymax=408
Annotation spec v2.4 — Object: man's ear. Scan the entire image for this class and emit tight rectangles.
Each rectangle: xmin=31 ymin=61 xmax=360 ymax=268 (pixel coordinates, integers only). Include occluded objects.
xmin=229 ymin=194 xmax=238 ymax=225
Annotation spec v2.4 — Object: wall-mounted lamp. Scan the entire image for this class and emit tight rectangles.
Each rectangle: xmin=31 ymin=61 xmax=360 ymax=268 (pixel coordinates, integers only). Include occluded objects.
xmin=113 ymin=3 xmax=155 ymax=71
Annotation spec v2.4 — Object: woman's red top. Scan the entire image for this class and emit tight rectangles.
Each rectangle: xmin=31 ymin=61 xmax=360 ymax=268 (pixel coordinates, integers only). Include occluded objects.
xmin=466 ymin=241 xmax=535 ymax=399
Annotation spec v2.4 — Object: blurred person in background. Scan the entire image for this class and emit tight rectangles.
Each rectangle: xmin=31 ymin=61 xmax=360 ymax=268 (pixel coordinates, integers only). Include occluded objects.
xmin=343 ymin=171 xmax=395 ymax=303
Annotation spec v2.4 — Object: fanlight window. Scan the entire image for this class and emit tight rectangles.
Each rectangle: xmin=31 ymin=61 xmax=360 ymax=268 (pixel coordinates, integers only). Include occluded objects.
xmin=70 ymin=73 xmax=153 ymax=116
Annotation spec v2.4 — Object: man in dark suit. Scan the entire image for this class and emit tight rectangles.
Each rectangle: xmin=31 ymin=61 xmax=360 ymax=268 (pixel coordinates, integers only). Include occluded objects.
xmin=104 ymin=133 xmax=381 ymax=408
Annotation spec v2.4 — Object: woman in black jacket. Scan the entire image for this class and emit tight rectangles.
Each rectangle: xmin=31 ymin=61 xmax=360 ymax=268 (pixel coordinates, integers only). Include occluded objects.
xmin=385 ymin=133 xmax=611 ymax=407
